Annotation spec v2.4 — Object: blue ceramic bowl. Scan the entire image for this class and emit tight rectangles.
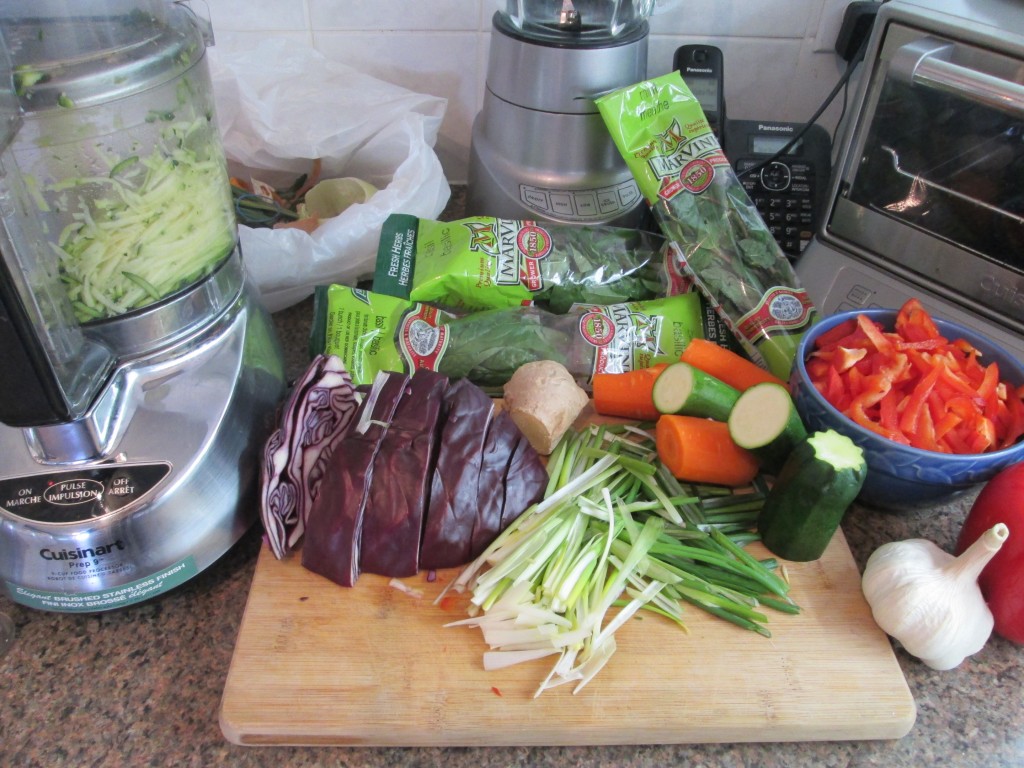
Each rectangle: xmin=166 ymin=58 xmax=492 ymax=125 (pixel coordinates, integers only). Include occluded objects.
xmin=790 ymin=309 xmax=1024 ymax=511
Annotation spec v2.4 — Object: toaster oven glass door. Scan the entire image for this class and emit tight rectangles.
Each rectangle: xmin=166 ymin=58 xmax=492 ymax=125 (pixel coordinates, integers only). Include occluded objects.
xmin=827 ymin=21 xmax=1024 ymax=327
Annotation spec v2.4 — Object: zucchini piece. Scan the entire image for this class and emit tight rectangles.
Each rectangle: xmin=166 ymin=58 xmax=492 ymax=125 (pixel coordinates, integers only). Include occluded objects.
xmin=727 ymin=382 xmax=807 ymax=474
xmin=757 ymin=429 xmax=867 ymax=562
xmin=651 ymin=361 xmax=740 ymax=421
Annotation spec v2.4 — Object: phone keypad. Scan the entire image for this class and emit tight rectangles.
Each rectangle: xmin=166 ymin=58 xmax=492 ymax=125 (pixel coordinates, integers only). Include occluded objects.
xmin=736 ymin=158 xmax=816 ymax=257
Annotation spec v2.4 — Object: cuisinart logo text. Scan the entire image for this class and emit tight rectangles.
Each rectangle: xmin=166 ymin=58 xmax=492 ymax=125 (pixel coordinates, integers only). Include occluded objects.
xmin=40 ymin=540 xmax=126 ymax=562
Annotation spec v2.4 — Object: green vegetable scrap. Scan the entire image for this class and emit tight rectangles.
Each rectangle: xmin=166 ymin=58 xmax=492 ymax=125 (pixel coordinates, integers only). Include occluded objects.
xmin=13 ymin=65 xmax=48 ymax=97
xmin=596 ymin=72 xmax=818 ymax=380
xmin=51 ymin=116 xmax=236 ymax=322
xmin=439 ymin=422 xmax=799 ymax=695
xmin=374 ymin=213 xmax=674 ymax=314
xmin=311 ymin=284 xmax=712 ymax=389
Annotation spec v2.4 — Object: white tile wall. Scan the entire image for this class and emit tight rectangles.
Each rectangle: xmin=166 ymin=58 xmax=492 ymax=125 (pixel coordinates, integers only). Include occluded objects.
xmin=203 ymin=0 xmax=863 ymax=183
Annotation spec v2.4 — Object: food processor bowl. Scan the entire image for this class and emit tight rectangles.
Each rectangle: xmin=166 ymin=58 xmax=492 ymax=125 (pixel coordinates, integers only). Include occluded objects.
xmin=2 ymin=0 xmax=236 ymax=329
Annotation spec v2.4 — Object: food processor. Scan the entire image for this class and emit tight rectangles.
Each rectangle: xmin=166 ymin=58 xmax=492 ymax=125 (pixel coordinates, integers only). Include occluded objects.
xmin=467 ymin=0 xmax=673 ymax=227
xmin=0 ymin=0 xmax=285 ymax=612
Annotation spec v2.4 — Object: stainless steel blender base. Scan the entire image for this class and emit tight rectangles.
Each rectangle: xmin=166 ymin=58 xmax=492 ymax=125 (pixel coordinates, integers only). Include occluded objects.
xmin=466 ymin=11 xmax=649 ymax=227
xmin=467 ymin=100 xmax=644 ymax=225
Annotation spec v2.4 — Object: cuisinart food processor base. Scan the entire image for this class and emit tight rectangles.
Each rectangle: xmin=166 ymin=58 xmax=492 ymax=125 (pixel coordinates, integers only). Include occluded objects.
xmin=467 ymin=1 xmax=655 ymax=227
xmin=0 ymin=0 xmax=285 ymax=612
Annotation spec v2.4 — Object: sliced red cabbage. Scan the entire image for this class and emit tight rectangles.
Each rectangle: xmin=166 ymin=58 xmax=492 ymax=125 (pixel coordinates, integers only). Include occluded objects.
xmin=285 ymin=358 xmax=359 ymax=534
xmin=301 ymin=371 xmax=409 ymax=587
xmin=259 ymin=354 xmax=360 ymax=559
xmin=419 ymin=379 xmax=496 ymax=570
xmin=470 ymin=410 xmax=520 ymax=561
xmin=500 ymin=428 xmax=549 ymax=531
xmin=360 ymin=369 xmax=450 ymax=578
xmin=259 ymin=428 xmax=294 ymax=559
xmin=260 ymin=356 xmax=327 ymax=559
xmin=283 ymin=370 xmax=550 ymax=583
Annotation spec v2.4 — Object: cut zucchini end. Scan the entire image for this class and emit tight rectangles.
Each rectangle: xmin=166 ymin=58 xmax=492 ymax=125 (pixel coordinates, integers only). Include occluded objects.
xmin=728 ymin=382 xmax=802 ymax=449
xmin=653 ymin=361 xmax=739 ymax=421
xmin=652 ymin=361 xmax=696 ymax=415
xmin=807 ymin=429 xmax=866 ymax=472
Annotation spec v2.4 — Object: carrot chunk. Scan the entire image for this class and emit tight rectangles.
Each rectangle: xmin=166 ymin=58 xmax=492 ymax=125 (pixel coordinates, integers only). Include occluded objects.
xmin=655 ymin=415 xmax=760 ymax=486
xmin=592 ymin=364 xmax=667 ymax=421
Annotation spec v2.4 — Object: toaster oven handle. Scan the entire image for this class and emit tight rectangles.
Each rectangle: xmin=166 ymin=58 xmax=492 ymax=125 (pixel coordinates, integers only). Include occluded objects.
xmin=890 ymin=38 xmax=1024 ymax=118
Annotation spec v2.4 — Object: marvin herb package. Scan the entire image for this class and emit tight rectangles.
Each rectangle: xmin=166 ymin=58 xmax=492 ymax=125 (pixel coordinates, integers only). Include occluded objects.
xmin=373 ymin=213 xmax=677 ymax=314
xmin=596 ymin=72 xmax=817 ymax=380
xmin=310 ymin=284 xmax=716 ymax=390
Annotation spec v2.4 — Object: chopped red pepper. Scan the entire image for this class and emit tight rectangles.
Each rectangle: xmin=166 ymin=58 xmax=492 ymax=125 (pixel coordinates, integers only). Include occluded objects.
xmin=895 ymin=298 xmax=944 ymax=342
xmin=809 ymin=300 xmax=1024 ymax=454
xmin=438 ymin=594 xmax=460 ymax=612
xmin=898 ymin=361 xmax=941 ymax=437
xmin=856 ymin=313 xmax=896 ymax=356
xmin=1002 ymin=389 xmax=1024 ymax=448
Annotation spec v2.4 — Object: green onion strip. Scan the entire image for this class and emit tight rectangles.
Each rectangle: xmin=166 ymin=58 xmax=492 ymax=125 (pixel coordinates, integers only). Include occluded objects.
xmin=440 ymin=424 xmax=800 ymax=696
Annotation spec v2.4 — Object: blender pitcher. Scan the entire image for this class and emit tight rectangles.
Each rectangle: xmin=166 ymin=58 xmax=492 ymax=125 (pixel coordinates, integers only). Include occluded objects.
xmin=503 ymin=0 xmax=659 ymax=38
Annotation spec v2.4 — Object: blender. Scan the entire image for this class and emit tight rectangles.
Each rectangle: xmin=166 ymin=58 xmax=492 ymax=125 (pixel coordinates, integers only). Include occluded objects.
xmin=467 ymin=0 xmax=672 ymax=227
xmin=0 ymin=0 xmax=285 ymax=612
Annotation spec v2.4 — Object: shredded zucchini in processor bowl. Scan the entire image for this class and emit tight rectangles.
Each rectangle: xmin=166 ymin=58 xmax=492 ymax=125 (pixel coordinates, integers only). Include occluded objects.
xmin=50 ymin=115 xmax=236 ymax=323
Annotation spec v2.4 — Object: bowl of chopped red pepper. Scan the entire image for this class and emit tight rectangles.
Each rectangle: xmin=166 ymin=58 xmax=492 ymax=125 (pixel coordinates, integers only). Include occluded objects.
xmin=790 ymin=299 xmax=1024 ymax=510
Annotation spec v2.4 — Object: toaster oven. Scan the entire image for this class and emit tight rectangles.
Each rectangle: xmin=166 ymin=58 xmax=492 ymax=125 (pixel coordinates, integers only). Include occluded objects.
xmin=796 ymin=0 xmax=1024 ymax=358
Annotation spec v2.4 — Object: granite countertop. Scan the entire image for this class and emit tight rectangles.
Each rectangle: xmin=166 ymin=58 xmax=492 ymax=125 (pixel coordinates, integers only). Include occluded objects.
xmin=2 ymin=192 xmax=1021 ymax=768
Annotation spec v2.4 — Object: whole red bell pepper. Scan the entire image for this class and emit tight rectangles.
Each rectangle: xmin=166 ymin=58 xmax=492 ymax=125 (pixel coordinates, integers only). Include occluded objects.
xmin=956 ymin=462 xmax=1024 ymax=644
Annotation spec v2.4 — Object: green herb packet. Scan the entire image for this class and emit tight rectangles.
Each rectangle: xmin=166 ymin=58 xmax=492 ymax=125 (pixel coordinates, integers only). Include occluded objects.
xmin=373 ymin=213 xmax=670 ymax=314
xmin=310 ymin=284 xmax=716 ymax=390
xmin=596 ymin=71 xmax=817 ymax=380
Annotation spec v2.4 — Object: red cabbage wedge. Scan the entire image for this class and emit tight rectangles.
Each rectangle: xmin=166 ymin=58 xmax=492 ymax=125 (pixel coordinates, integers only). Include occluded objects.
xmin=361 ymin=370 xmax=450 ymax=578
xmin=301 ymin=371 xmax=409 ymax=587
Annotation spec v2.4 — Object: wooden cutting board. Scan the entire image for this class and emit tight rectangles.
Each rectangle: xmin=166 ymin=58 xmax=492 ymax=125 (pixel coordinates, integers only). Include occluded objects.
xmin=219 ymin=529 xmax=916 ymax=746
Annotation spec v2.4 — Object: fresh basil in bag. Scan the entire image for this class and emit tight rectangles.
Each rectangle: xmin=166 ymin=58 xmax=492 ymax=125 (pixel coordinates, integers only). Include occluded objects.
xmin=596 ymin=72 xmax=817 ymax=380
xmin=373 ymin=213 xmax=671 ymax=313
xmin=310 ymin=284 xmax=713 ymax=389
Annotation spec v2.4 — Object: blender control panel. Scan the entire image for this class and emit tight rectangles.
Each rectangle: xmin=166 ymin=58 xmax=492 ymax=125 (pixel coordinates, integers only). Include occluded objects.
xmin=0 ymin=463 xmax=170 ymax=524
xmin=519 ymin=179 xmax=642 ymax=223
xmin=726 ymin=120 xmax=832 ymax=258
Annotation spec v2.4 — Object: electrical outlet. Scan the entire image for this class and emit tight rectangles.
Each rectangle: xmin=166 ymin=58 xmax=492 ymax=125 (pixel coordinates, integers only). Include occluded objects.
xmin=835 ymin=1 xmax=880 ymax=61
xmin=812 ymin=0 xmax=860 ymax=53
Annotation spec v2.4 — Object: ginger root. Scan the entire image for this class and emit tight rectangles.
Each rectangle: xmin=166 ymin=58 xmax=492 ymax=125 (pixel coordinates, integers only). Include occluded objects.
xmin=502 ymin=360 xmax=589 ymax=455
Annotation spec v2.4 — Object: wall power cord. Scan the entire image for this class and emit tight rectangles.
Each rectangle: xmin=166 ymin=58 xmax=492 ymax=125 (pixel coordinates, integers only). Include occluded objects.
xmin=737 ymin=1 xmax=881 ymax=180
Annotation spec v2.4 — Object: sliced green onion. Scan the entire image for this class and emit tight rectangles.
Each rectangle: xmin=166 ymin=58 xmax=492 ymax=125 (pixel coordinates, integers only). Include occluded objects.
xmin=443 ymin=421 xmax=800 ymax=694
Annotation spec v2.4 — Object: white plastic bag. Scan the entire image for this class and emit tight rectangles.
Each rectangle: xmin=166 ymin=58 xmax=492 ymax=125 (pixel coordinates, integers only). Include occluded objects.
xmin=207 ymin=38 xmax=450 ymax=312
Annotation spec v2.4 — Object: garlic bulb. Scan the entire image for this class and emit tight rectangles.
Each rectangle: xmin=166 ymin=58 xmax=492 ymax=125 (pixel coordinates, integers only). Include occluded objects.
xmin=861 ymin=524 xmax=1009 ymax=671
